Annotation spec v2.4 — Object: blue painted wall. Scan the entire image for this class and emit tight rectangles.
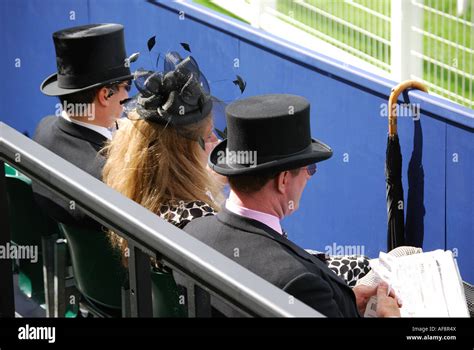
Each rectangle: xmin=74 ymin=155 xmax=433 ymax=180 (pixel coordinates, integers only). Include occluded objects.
xmin=1 ymin=0 xmax=472 ymax=283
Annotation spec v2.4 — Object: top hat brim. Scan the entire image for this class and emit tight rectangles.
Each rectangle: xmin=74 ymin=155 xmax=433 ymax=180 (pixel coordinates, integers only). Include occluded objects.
xmin=40 ymin=72 xmax=134 ymax=97
xmin=209 ymin=138 xmax=333 ymax=176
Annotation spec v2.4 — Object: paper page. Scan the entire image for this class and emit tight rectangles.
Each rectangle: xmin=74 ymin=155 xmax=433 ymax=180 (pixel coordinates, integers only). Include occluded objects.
xmin=364 ymin=250 xmax=469 ymax=317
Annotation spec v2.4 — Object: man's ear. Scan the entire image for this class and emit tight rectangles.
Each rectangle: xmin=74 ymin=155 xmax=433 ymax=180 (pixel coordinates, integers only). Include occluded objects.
xmin=276 ymin=171 xmax=289 ymax=194
xmin=96 ymin=87 xmax=110 ymax=107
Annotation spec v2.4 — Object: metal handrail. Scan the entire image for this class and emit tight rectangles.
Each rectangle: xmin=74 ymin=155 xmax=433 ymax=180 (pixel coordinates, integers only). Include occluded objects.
xmin=0 ymin=122 xmax=323 ymax=317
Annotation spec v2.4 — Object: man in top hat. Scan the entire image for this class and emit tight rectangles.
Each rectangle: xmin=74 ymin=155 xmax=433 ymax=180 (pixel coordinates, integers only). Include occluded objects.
xmin=33 ymin=23 xmax=133 ymax=228
xmin=184 ymin=94 xmax=401 ymax=317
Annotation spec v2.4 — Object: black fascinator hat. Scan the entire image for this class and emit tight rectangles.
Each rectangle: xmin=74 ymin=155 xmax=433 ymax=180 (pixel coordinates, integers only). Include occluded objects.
xmin=123 ymin=51 xmax=213 ymax=127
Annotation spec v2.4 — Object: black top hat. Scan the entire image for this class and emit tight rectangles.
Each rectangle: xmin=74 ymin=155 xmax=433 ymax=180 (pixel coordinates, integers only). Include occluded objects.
xmin=209 ymin=94 xmax=333 ymax=176
xmin=40 ymin=23 xmax=133 ymax=96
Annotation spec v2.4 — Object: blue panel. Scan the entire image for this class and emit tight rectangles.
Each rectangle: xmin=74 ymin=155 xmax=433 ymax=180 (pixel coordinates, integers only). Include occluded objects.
xmin=0 ymin=0 xmax=471 ymax=280
xmin=446 ymin=124 xmax=473 ymax=283
xmin=0 ymin=0 xmax=90 ymax=136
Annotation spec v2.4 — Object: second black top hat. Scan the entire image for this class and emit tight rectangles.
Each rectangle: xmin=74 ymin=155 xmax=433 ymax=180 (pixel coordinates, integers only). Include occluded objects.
xmin=209 ymin=94 xmax=333 ymax=176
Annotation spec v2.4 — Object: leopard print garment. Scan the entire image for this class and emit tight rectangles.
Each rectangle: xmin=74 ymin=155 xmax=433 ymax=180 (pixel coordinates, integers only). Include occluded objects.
xmin=326 ymin=255 xmax=371 ymax=287
xmin=305 ymin=249 xmax=371 ymax=287
xmin=159 ymin=200 xmax=216 ymax=229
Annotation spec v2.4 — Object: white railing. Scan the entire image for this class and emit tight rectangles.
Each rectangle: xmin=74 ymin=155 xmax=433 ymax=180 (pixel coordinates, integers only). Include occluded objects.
xmin=207 ymin=0 xmax=473 ymax=109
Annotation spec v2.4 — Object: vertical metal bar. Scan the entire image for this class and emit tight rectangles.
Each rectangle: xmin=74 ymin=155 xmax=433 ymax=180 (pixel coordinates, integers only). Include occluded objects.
xmin=392 ymin=0 xmax=422 ymax=81
xmin=121 ymin=286 xmax=131 ymax=317
xmin=461 ymin=3 xmax=466 ymax=107
xmin=0 ymin=161 xmax=15 ymax=317
xmin=378 ymin=0 xmax=382 ymax=70
xmin=42 ymin=234 xmax=57 ymax=317
xmin=128 ymin=244 xmax=152 ymax=317
xmin=391 ymin=0 xmax=401 ymax=80
xmin=343 ymin=0 xmax=347 ymax=52
xmin=363 ymin=1 xmax=368 ymax=60
xmin=447 ymin=3 xmax=451 ymax=102
xmin=183 ymin=280 xmax=211 ymax=317
xmin=433 ymin=0 xmax=438 ymax=88
xmin=413 ymin=0 xmax=423 ymax=80
xmin=185 ymin=279 xmax=196 ymax=318
xmin=336 ymin=2 xmax=340 ymax=49
xmin=329 ymin=0 xmax=333 ymax=46
xmin=385 ymin=0 xmax=389 ymax=68
xmin=429 ymin=0 xmax=434 ymax=90
xmin=454 ymin=2 xmax=459 ymax=104
xmin=194 ymin=285 xmax=212 ymax=317
xmin=370 ymin=0 xmax=374 ymax=64
xmin=466 ymin=4 xmax=474 ymax=108
xmin=53 ymin=238 xmax=67 ymax=317
xmin=355 ymin=1 xmax=360 ymax=56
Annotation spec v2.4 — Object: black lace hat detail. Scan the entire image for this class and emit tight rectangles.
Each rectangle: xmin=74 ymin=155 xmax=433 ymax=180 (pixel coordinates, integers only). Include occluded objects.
xmin=124 ymin=52 xmax=213 ymax=127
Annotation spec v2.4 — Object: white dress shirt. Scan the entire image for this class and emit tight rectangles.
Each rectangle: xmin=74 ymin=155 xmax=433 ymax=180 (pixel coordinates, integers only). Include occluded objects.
xmin=61 ymin=111 xmax=112 ymax=140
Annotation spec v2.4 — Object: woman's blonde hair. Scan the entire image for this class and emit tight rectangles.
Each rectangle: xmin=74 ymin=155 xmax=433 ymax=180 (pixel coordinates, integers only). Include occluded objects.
xmin=102 ymin=111 xmax=223 ymax=260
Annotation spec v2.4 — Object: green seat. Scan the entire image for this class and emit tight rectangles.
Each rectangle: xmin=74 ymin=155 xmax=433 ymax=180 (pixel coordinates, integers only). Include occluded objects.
xmin=58 ymin=224 xmax=126 ymax=314
xmin=151 ymin=268 xmax=185 ymax=317
xmin=4 ymin=171 xmax=59 ymax=303
xmin=58 ymin=224 xmax=185 ymax=317
xmin=4 ymin=163 xmax=19 ymax=176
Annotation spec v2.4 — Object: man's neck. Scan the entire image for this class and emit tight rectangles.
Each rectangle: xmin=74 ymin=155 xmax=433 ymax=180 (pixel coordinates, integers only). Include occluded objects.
xmin=228 ymin=190 xmax=284 ymax=219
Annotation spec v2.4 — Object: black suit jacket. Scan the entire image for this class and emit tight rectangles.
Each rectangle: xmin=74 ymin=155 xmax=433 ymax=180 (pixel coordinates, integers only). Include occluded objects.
xmin=184 ymin=208 xmax=361 ymax=317
xmin=32 ymin=116 xmax=107 ymax=229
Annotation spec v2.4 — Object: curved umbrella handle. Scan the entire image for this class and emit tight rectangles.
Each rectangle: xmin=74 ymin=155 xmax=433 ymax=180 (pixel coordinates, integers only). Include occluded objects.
xmin=388 ymin=80 xmax=428 ymax=137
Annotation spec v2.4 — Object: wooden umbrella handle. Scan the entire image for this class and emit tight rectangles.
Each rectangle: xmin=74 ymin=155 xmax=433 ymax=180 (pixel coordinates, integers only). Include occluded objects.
xmin=388 ymin=80 xmax=428 ymax=136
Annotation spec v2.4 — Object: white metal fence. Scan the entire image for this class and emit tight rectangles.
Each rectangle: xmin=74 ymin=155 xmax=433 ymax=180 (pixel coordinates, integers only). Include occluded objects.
xmin=206 ymin=0 xmax=473 ymax=109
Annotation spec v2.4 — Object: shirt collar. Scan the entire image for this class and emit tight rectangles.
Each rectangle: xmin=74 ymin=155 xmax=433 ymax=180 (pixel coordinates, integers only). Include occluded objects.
xmin=61 ymin=111 xmax=113 ymax=140
xmin=225 ymin=198 xmax=283 ymax=235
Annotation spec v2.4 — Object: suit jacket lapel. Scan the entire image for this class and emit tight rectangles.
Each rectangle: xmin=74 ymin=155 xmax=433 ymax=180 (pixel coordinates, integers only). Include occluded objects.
xmin=56 ymin=116 xmax=108 ymax=147
xmin=217 ymin=208 xmax=350 ymax=289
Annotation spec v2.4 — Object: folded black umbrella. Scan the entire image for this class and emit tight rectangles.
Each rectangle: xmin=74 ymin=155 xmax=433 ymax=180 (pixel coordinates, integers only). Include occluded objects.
xmin=386 ymin=80 xmax=428 ymax=251
xmin=386 ymin=133 xmax=405 ymax=250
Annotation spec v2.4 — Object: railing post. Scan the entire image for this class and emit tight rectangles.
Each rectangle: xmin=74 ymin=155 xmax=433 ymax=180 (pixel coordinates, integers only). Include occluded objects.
xmin=0 ymin=161 xmax=15 ymax=317
xmin=121 ymin=286 xmax=131 ymax=317
xmin=42 ymin=234 xmax=57 ymax=317
xmin=53 ymin=238 xmax=67 ymax=317
xmin=194 ymin=285 xmax=212 ymax=317
xmin=182 ymin=279 xmax=212 ymax=317
xmin=250 ymin=0 xmax=264 ymax=28
xmin=128 ymin=244 xmax=153 ymax=317
xmin=391 ymin=0 xmax=424 ymax=82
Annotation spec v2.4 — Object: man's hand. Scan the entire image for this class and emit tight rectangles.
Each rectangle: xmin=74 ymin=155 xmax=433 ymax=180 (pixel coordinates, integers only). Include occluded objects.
xmin=353 ymin=284 xmax=377 ymax=315
xmin=353 ymin=282 xmax=402 ymax=317
xmin=376 ymin=282 xmax=402 ymax=317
